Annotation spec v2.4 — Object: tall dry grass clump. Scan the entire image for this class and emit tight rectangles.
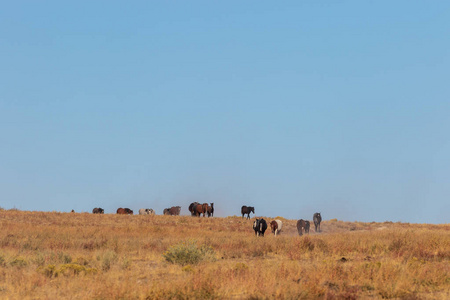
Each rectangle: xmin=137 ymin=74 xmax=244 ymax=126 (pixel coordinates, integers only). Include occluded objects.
xmin=0 ymin=210 xmax=448 ymax=299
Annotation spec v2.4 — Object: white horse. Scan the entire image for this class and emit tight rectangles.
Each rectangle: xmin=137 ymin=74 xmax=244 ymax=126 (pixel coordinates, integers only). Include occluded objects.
xmin=139 ymin=208 xmax=155 ymax=215
xmin=270 ymin=219 xmax=283 ymax=236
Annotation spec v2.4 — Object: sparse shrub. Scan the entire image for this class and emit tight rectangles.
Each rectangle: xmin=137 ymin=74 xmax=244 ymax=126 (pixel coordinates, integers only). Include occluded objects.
xmin=182 ymin=265 xmax=194 ymax=273
xmin=22 ymin=239 xmax=39 ymax=250
xmin=314 ymin=239 xmax=329 ymax=254
xmin=73 ymin=257 xmax=89 ymax=266
xmin=233 ymin=262 xmax=248 ymax=275
xmin=10 ymin=257 xmax=28 ymax=268
xmin=0 ymin=255 xmax=5 ymax=266
xmin=121 ymin=257 xmax=131 ymax=270
xmin=251 ymin=248 xmax=265 ymax=257
xmin=39 ymin=264 xmax=57 ymax=278
xmin=38 ymin=263 xmax=98 ymax=278
xmin=34 ymin=252 xmax=46 ymax=266
xmin=298 ymin=236 xmax=315 ymax=251
xmin=101 ymin=250 xmax=118 ymax=271
xmin=58 ymin=252 xmax=72 ymax=264
xmin=163 ymin=240 xmax=216 ymax=265
xmin=58 ymin=264 xmax=97 ymax=276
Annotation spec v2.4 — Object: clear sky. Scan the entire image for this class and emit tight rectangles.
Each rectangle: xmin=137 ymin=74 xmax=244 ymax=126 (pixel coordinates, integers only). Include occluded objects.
xmin=1 ymin=1 xmax=449 ymax=223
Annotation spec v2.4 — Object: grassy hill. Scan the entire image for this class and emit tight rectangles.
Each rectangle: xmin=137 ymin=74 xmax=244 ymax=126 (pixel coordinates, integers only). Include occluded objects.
xmin=0 ymin=210 xmax=448 ymax=299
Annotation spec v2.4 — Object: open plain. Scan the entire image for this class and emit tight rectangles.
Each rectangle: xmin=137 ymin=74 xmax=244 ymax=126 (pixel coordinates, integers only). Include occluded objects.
xmin=0 ymin=210 xmax=448 ymax=299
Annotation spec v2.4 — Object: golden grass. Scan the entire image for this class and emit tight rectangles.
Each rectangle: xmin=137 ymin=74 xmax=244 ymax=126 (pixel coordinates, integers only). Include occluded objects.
xmin=0 ymin=210 xmax=448 ymax=299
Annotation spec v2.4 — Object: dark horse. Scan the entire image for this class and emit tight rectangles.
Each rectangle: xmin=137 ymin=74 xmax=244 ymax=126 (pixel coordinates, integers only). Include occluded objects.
xmin=253 ymin=218 xmax=267 ymax=236
xmin=297 ymin=219 xmax=307 ymax=236
xmin=92 ymin=207 xmax=104 ymax=214
xmin=313 ymin=212 xmax=322 ymax=232
xmin=241 ymin=206 xmax=255 ymax=219
xmin=188 ymin=202 xmax=200 ymax=216
xmin=304 ymin=220 xmax=310 ymax=234
xmin=207 ymin=203 xmax=214 ymax=217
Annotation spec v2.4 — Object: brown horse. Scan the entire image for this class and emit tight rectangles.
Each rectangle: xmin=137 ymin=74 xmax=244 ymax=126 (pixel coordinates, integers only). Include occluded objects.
xmin=117 ymin=208 xmax=133 ymax=215
xmin=163 ymin=206 xmax=180 ymax=216
xmin=194 ymin=203 xmax=208 ymax=217
xmin=297 ymin=219 xmax=307 ymax=236
xmin=169 ymin=206 xmax=181 ymax=216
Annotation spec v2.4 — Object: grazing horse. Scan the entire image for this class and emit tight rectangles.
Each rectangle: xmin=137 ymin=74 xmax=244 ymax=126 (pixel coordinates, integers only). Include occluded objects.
xmin=304 ymin=220 xmax=310 ymax=234
xmin=163 ymin=206 xmax=181 ymax=216
xmin=92 ymin=207 xmax=104 ymax=214
xmin=169 ymin=206 xmax=181 ymax=216
xmin=241 ymin=206 xmax=255 ymax=219
xmin=207 ymin=203 xmax=214 ymax=217
xmin=270 ymin=219 xmax=283 ymax=236
xmin=253 ymin=218 xmax=268 ymax=237
xmin=313 ymin=213 xmax=322 ymax=232
xmin=139 ymin=208 xmax=155 ymax=215
xmin=117 ymin=208 xmax=133 ymax=215
xmin=297 ymin=219 xmax=307 ymax=236
xmin=189 ymin=202 xmax=200 ymax=216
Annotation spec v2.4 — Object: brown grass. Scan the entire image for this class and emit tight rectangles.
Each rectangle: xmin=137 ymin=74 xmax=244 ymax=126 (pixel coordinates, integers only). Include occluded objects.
xmin=0 ymin=210 xmax=448 ymax=299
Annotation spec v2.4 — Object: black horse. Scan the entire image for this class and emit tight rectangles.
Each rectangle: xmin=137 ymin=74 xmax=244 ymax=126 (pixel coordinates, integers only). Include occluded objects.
xmin=241 ymin=206 xmax=255 ymax=219
xmin=297 ymin=219 xmax=307 ymax=236
xmin=313 ymin=212 xmax=322 ymax=232
xmin=253 ymin=218 xmax=267 ymax=237
xmin=92 ymin=207 xmax=104 ymax=214
xmin=304 ymin=220 xmax=310 ymax=234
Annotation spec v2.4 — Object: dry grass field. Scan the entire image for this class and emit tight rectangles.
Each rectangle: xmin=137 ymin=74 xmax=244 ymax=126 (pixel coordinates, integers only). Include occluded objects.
xmin=0 ymin=210 xmax=448 ymax=299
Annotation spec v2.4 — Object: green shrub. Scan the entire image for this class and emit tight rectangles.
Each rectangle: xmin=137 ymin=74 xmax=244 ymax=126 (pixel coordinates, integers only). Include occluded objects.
xmin=39 ymin=264 xmax=57 ymax=277
xmin=38 ymin=264 xmax=98 ymax=277
xmin=182 ymin=265 xmax=194 ymax=273
xmin=163 ymin=240 xmax=216 ymax=266
xmin=10 ymin=257 xmax=28 ymax=268
xmin=58 ymin=264 xmax=97 ymax=276
xmin=58 ymin=252 xmax=72 ymax=264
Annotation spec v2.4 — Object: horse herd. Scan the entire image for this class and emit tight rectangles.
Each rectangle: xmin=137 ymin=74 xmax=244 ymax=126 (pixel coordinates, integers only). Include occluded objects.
xmin=253 ymin=212 xmax=322 ymax=237
xmin=91 ymin=203 xmax=214 ymax=217
xmin=90 ymin=205 xmax=322 ymax=236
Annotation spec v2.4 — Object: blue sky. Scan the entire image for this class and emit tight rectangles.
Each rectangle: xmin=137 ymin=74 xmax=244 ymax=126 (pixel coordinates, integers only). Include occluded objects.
xmin=1 ymin=1 xmax=449 ymax=223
